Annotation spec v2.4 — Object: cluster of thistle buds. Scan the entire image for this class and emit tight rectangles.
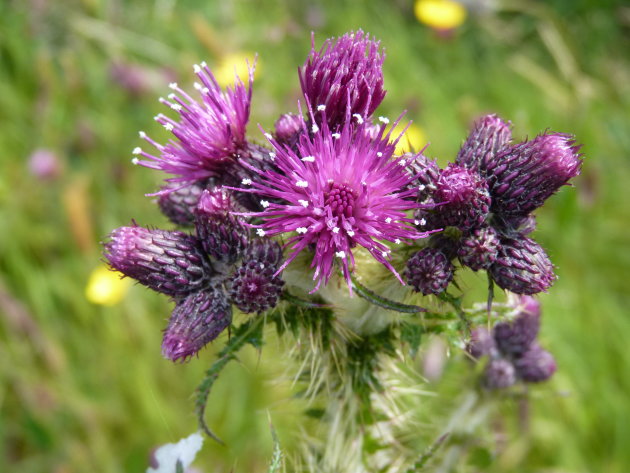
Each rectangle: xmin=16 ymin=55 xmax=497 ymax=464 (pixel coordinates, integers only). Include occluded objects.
xmin=104 ymin=29 xmax=582 ymax=363
xmin=467 ymin=296 xmax=557 ymax=389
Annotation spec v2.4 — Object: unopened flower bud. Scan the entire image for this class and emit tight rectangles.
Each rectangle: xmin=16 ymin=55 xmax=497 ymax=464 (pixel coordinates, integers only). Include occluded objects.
xmin=484 ymin=358 xmax=516 ymax=390
xmin=158 ymin=181 xmax=206 ymax=226
xmin=458 ymin=226 xmax=500 ymax=271
xmin=456 ymin=114 xmax=512 ymax=174
xmin=466 ymin=327 xmax=496 ymax=359
xmin=514 ymin=344 xmax=557 ymax=382
xmin=493 ymin=303 xmax=540 ymax=355
xmin=274 ymin=113 xmax=303 ymax=143
xmin=405 ymin=247 xmax=454 ymax=295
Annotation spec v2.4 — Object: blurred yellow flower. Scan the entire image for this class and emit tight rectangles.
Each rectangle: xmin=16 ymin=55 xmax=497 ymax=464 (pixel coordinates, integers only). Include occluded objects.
xmin=214 ymin=52 xmax=260 ymax=88
xmin=389 ymin=123 xmax=427 ymax=154
xmin=414 ymin=0 xmax=467 ymax=30
xmin=85 ymin=265 xmax=131 ymax=306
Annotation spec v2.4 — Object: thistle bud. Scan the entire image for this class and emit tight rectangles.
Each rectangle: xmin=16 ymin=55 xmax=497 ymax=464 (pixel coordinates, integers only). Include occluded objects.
xmin=514 ymin=344 xmax=557 ymax=382
xmin=104 ymin=226 xmax=213 ymax=296
xmin=490 ymin=236 xmax=555 ymax=295
xmin=487 ymin=133 xmax=583 ymax=217
xmin=432 ymin=164 xmax=491 ymax=231
xmin=493 ymin=302 xmax=540 ymax=355
xmin=405 ymin=247 xmax=454 ymax=295
xmin=195 ymin=189 xmax=249 ymax=267
xmin=274 ymin=113 xmax=303 ymax=144
xmin=456 ymin=114 xmax=512 ymax=175
xmin=458 ymin=226 xmax=500 ymax=271
xmin=227 ymin=239 xmax=285 ymax=313
xmin=158 ymin=181 xmax=206 ymax=226
xmin=483 ymin=358 xmax=516 ymax=390
xmin=162 ymin=289 xmax=232 ymax=362
xmin=466 ymin=327 xmax=496 ymax=359
xmin=407 ymin=153 xmax=440 ymax=202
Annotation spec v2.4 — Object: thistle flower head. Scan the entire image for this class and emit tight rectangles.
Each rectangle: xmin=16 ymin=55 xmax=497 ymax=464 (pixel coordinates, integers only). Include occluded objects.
xmin=466 ymin=327 xmax=496 ymax=359
xmin=227 ymin=239 xmax=285 ymax=313
xmin=487 ymin=132 xmax=583 ymax=217
xmin=104 ymin=225 xmax=213 ymax=296
xmin=239 ymin=117 xmax=425 ymax=291
xmin=458 ymin=225 xmax=500 ymax=271
xmin=299 ymin=30 xmax=385 ymax=131
xmin=195 ymin=189 xmax=249 ymax=266
xmin=405 ymin=247 xmax=454 ymax=295
xmin=494 ymin=298 xmax=541 ymax=355
xmin=490 ymin=235 xmax=556 ymax=295
xmin=162 ymin=289 xmax=232 ymax=362
xmin=514 ymin=344 xmax=557 ymax=382
xmin=133 ymin=61 xmax=255 ymax=182
xmin=483 ymin=358 xmax=516 ymax=390
xmin=456 ymin=114 xmax=512 ymax=174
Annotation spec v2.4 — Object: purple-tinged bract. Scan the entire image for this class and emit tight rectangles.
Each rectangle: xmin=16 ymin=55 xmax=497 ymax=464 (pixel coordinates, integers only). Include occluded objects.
xmin=228 ymin=239 xmax=285 ymax=313
xmin=490 ymin=236 xmax=555 ymax=295
xmin=158 ymin=180 xmax=207 ymax=226
xmin=458 ymin=226 xmax=500 ymax=271
xmin=483 ymin=358 xmax=516 ymax=390
xmin=405 ymin=247 xmax=454 ymax=295
xmin=274 ymin=113 xmax=303 ymax=146
xmin=466 ymin=327 xmax=496 ymax=359
xmin=132 ymin=61 xmax=254 ymax=182
xmin=104 ymin=225 xmax=213 ymax=296
xmin=299 ymin=30 xmax=385 ymax=131
xmin=195 ymin=189 xmax=249 ymax=266
xmin=456 ymin=114 xmax=512 ymax=175
xmin=487 ymin=132 xmax=583 ymax=217
xmin=406 ymin=153 xmax=440 ymax=202
xmin=514 ymin=344 xmax=557 ymax=382
xmin=162 ymin=289 xmax=232 ymax=362
xmin=239 ymin=118 xmax=426 ymax=291
xmin=432 ymin=163 xmax=491 ymax=231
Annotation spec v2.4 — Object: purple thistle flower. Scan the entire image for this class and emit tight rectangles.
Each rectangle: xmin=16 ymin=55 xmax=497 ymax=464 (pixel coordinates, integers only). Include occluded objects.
xmin=483 ymin=358 xmax=516 ymax=390
xmin=104 ymin=225 xmax=213 ymax=296
xmin=466 ymin=327 xmax=496 ymax=359
xmin=456 ymin=114 xmax=512 ymax=174
xmin=405 ymin=247 xmax=454 ymax=295
xmin=237 ymin=117 xmax=426 ymax=291
xmin=299 ymin=30 xmax=385 ymax=131
xmin=158 ymin=180 xmax=207 ymax=226
xmin=162 ymin=289 xmax=232 ymax=362
xmin=228 ymin=239 xmax=285 ymax=313
xmin=493 ymin=298 xmax=540 ymax=355
xmin=513 ymin=344 xmax=557 ymax=383
xmin=132 ymin=60 xmax=255 ymax=182
xmin=458 ymin=225 xmax=500 ymax=271
xmin=487 ymin=132 xmax=583 ymax=217
xmin=432 ymin=163 xmax=491 ymax=231
xmin=195 ymin=189 xmax=249 ymax=266
xmin=490 ymin=236 xmax=556 ymax=295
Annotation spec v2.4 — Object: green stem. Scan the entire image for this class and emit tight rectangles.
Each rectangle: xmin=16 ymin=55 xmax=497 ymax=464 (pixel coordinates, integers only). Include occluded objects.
xmin=351 ymin=276 xmax=427 ymax=314
xmin=438 ymin=292 xmax=471 ymax=334
xmin=281 ymin=290 xmax=330 ymax=309
xmin=405 ymin=432 xmax=450 ymax=472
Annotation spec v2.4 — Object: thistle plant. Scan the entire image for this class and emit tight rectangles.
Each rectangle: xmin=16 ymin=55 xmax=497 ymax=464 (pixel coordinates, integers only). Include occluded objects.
xmin=104 ymin=30 xmax=583 ymax=471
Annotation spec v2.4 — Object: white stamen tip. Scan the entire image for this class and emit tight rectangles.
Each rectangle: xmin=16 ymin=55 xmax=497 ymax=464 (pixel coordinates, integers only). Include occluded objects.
xmin=193 ymin=64 xmax=201 ymax=73
xmin=311 ymin=123 xmax=319 ymax=133
xmin=269 ymin=152 xmax=276 ymax=158
xmin=335 ymin=251 xmax=346 ymax=258
xmin=298 ymin=199 xmax=309 ymax=207
xmin=347 ymin=230 xmax=355 ymax=237
xmin=352 ymin=113 xmax=364 ymax=124
xmin=382 ymin=251 xmax=388 ymax=258
xmin=317 ymin=104 xmax=326 ymax=111
xmin=202 ymin=87 xmax=210 ymax=94
xmin=395 ymin=239 xmax=401 ymax=244
xmin=193 ymin=82 xmax=202 ymax=90
xmin=168 ymin=82 xmax=178 ymax=89
xmin=296 ymin=227 xmax=308 ymax=234
xmin=378 ymin=116 xmax=390 ymax=124
xmin=376 ymin=152 xmax=383 ymax=157
xmin=332 ymin=227 xmax=340 ymax=234
xmin=385 ymin=217 xmax=392 ymax=224
xmin=171 ymin=104 xmax=182 ymax=111
xmin=301 ymin=156 xmax=315 ymax=162
xmin=332 ymin=133 xmax=341 ymax=139
xmin=398 ymin=159 xmax=407 ymax=166
xmin=256 ymin=229 xmax=266 ymax=237
xmin=418 ymin=184 xmax=426 ymax=192
xmin=163 ymin=123 xmax=174 ymax=131
xmin=132 ymin=147 xmax=142 ymax=155
xmin=167 ymin=93 xmax=176 ymax=100
xmin=201 ymin=61 xmax=207 ymax=67
xmin=138 ymin=131 xmax=147 ymax=139
xmin=260 ymin=200 xmax=270 ymax=208
xmin=260 ymin=263 xmax=265 ymax=269
xmin=241 ymin=178 xmax=252 ymax=185
xmin=264 ymin=133 xmax=273 ymax=140
xmin=131 ymin=157 xmax=139 ymax=165
xmin=296 ymin=180 xmax=308 ymax=188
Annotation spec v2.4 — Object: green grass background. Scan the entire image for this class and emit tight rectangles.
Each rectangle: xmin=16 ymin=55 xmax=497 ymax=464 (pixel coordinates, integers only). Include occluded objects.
xmin=1 ymin=0 xmax=629 ymax=471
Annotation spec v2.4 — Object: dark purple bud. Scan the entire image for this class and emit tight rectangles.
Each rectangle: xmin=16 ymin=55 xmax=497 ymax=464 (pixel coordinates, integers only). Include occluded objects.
xmin=466 ymin=327 xmax=496 ymax=359
xmin=195 ymin=189 xmax=249 ymax=266
xmin=405 ymin=247 xmax=454 ymax=295
xmin=407 ymin=153 xmax=440 ymax=202
xmin=487 ymin=133 xmax=583 ymax=217
xmin=104 ymin=226 xmax=213 ymax=296
xmin=429 ymin=233 xmax=460 ymax=260
xmin=483 ymin=358 xmax=516 ymax=390
xmin=274 ymin=113 xmax=303 ymax=146
xmin=456 ymin=114 xmax=512 ymax=175
xmin=493 ymin=302 xmax=540 ymax=355
xmin=490 ymin=236 xmax=555 ymax=295
xmin=158 ymin=180 xmax=206 ymax=226
xmin=458 ymin=226 xmax=500 ymax=271
xmin=162 ymin=289 xmax=232 ymax=362
xmin=299 ymin=30 xmax=385 ymax=131
xmin=228 ymin=239 xmax=285 ymax=313
xmin=514 ymin=344 xmax=557 ymax=382
xmin=432 ymin=164 xmax=491 ymax=231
